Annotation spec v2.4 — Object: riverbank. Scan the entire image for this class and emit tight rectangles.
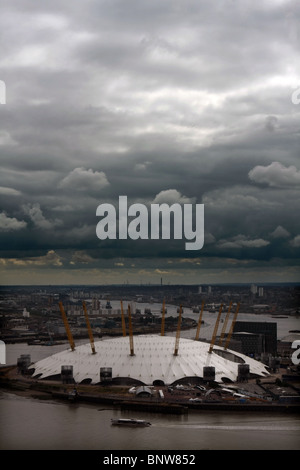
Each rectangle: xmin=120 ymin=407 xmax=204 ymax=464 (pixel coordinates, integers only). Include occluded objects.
xmin=1 ymin=365 xmax=300 ymax=415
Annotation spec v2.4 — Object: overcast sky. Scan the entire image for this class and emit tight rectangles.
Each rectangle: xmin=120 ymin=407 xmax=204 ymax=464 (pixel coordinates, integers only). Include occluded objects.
xmin=0 ymin=0 xmax=300 ymax=285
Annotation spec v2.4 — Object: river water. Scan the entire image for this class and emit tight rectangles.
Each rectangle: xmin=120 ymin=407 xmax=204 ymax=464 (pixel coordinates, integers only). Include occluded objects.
xmin=1 ymin=308 xmax=300 ymax=451
xmin=1 ymin=391 xmax=300 ymax=450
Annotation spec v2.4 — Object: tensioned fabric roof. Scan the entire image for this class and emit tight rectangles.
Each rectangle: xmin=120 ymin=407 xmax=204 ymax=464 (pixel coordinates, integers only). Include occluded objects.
xmin=30 ymin=334 xmax=269 ymax=384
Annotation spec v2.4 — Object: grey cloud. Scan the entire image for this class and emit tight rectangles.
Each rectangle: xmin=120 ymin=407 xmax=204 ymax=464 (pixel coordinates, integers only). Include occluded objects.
xmin=0 ymin=130 xmax=17 ymax=146
xmin=0 ymin=186 xmax=22 ymax=196
xmin=0 ymin=250 xmax=63 ymax=267
xmin=0 ymin=0 xmax=299 ymax=282
xmin=58 ymin=167 xmax=110 ymax=192
xmin=265 ymin=116 xmax=279 ymax=132
xmin=70 ymin=251 xmax=96 ymax=265
xmin=249 ymin=162 xmax=300 ymax=187
xmin=0 ymin=212 xmax=27 ymax=231
xmin=217 ymin=235 xmax=270 ymax=250
xmin=152 ymin=189 xmax=195 ymax=205
xmin=22 ymin=203 xmax=63 ymax=230
xmin=290 ymin=235 xmax=300 ymax=248
xmin=270 ymin=225 xmax=291 ymax=239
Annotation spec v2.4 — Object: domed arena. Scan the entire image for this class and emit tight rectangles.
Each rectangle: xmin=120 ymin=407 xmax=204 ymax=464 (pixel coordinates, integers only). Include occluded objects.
xmin=29 ymin=334 xmax=269 ymax=386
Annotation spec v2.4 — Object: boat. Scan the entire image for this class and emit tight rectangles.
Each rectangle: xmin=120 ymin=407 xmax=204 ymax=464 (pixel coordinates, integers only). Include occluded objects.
xmin=68 ymin=388 xmax=78 ymax=402
xmin=111 ymin=418 xmax=151 ymax=427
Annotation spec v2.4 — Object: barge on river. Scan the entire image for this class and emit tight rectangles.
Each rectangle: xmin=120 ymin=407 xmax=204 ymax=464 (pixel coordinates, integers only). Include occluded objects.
xmin=111 ymin=418 xmax=151 ymax=427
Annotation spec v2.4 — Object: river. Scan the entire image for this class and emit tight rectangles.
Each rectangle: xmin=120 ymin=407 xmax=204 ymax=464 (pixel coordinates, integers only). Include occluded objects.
xmin=1 ymin=391 xmax=300 ymax=450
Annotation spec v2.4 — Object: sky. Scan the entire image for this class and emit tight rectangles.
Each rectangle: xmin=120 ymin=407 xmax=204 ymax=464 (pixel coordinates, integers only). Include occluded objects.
xmin=0 ymin=0 xmax=300 ymax=285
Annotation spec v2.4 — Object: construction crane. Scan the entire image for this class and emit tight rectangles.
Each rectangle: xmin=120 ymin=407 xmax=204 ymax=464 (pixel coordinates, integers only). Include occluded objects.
xmin=59 ymin=301 xmax=75 ymax=351
xmin=194 ymin=300 xmax=205 ymax=341
xmin=82 ymin=301 xmax=96 ymax=354
xmin=161 ymin=299 xmax=166 ymax=336
xmin=127 ymin=304 xmax=135 ymax=356
xmin=208 ymin=303 xmax=223 ymax=354
xmin=174 ymin=305 xmax=182 ymax=356
xmin=120 ymin=300 xmax=126 ymax=337
xmin=218 ymin=301 xmax=232 ymax=346
xmin=224 ymin=302 xmax=240 ymax=350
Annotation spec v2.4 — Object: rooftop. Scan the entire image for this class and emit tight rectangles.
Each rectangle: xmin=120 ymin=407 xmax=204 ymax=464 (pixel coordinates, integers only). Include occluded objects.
xmin=30 ymin=334 xmax=270 ymax=385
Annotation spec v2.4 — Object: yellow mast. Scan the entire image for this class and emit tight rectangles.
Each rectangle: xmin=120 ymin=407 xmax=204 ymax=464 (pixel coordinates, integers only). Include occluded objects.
xmin=128 ymin=304 xmax=135 ymax=356
xmin=161 ymin=299 xmax=166 ymax=336
xmin=82 ymin=301 xmax=96 ymax=354
xmin=120 ymin=300 xmax=126 ymax=337
xmin=224 ymin=302 xmax=240 ymax=350
xmin=174 ymin=305 xmax=182 ymax=356
xmin=218 ymin=301 xmax=232 ymax=346
xmin=59 ymin=301 xmax=75 ymax=351
xmin=194 ymin=300 xmax=205 ymax=341
xmin=208 ymin=303 xmax=223 ymax=354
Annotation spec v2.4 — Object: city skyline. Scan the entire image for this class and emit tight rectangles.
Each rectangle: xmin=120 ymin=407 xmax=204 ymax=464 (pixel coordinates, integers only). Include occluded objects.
xmin=0 ymin=1 xmax=300 ymax=285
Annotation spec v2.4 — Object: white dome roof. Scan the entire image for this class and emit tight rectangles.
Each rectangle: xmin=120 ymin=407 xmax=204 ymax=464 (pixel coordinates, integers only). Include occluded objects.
xmin=30 ymin=334 xmax=269 ymax=385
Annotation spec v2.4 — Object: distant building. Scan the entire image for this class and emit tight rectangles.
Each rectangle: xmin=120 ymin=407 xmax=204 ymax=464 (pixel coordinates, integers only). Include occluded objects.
xmin=250 ymin=284 xmax=257 ymax=294
xmin=92 ymin=298 xmax=100 ymax=310
xmin=253 ymin=304 xmax=270 ymax=313
xmin=231 ymin=331 xmax=264 ymax=356
xmin=22 ymin=308 xmax=30 ymax=318
xmin=233 ymin=321 xmax=277 ymax=355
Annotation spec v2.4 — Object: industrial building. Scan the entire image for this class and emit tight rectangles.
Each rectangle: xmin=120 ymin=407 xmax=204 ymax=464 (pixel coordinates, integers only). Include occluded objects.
xmin=230 ymin=331 xmax=264 ymax=356
xmin=233 ymin=321 xmax=277 ymax=355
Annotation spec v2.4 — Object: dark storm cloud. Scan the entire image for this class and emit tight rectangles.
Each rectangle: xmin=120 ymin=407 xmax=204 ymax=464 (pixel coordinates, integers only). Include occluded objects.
xmin=0 ymin=0 xmax=299 ymax=283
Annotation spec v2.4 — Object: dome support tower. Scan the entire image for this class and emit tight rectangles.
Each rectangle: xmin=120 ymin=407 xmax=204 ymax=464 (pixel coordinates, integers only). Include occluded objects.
xmin=224 ymin=302 xmax=240 ymax=350
xmin=82 ymin=301 xmax=96 ymax=354
xmin=161 ymin=299 xmax=166 ymax=336
xmin=218 ymin=301 xmax=232 ymax=346
xmin=208 ymin=303 xmax=223 ymax=354
xmin=128 ymin=304 xmax=135 ymax=356
xmin=120 ymin=300 xmax=126 ymax=337
xmin=59 ymin=301 xmax=75 ymax=352
xmin=195 ymin=300 xmax=205 ymax=341
xmin=174 ymin=305 xmax=182 ymax=356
